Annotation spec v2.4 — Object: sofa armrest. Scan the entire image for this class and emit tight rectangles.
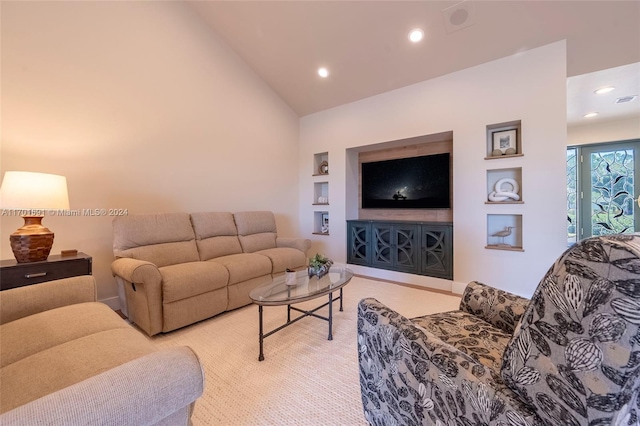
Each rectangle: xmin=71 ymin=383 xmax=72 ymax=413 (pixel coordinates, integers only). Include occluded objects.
xmin=0 ymin=346 xmax=204 ymax=426
xmin=459 ymin=281 xmax=530 ymax=334
xmin=357 ymin=298 xmax=535 ymax=425
xmin=111 ymin=257 xmax=164 ymax=336
xmin=0 ymin=275 xmax=96 ymax=325
xmin=276 ymin=237 xmax=312 ymax=254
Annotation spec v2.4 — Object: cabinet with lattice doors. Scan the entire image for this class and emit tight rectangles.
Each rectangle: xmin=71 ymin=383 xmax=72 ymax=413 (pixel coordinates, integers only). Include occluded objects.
xmin=347 ymin=220 xmax=453 ymax=279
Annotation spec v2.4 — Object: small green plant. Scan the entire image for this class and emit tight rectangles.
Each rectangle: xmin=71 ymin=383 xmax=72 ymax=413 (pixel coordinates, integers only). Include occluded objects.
xmin=309 ymin=253 xmax=330 ymax=268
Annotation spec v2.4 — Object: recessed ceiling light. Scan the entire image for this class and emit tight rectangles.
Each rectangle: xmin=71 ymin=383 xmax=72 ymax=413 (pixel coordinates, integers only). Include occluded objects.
xmin=408 ymin=29 xmax=424 ymax=43
xmin=594 ymin=86 xmax=615 ymax=95
xmin=318 ymin=67 xmax=329 ymax=78
xmin=584 ymin=112 xmax=599 ymax=118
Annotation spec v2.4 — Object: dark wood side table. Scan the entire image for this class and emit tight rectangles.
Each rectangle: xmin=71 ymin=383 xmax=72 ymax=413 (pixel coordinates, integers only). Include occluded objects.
xmin=0 ymin=252 xmax=92 ymax=291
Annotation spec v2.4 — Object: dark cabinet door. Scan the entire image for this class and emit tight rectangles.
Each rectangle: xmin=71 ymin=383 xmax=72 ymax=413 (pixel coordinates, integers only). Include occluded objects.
xmin=347 ymin=221 xmax=371 ymax=266
xmin=420 ymin=225 xmax=453 ymax=279
xmin=372 ymin=223 xmax=419 ymax=274
xmin=346 ymin=220 xmax=452 ymax=280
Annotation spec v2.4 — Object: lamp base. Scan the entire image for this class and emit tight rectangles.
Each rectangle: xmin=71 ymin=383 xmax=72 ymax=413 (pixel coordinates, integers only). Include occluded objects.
xmin=10 ymin=216 xmax=54 ymax=263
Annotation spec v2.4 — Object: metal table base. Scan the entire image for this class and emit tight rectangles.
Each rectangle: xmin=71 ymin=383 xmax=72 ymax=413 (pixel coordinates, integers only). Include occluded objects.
xmin=257 ymin=287 xmax=343 ymax=361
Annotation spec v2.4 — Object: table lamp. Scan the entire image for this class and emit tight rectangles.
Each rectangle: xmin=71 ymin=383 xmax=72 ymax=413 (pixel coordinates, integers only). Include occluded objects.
xmin=0 ymin=171 xmax=70 ymax=263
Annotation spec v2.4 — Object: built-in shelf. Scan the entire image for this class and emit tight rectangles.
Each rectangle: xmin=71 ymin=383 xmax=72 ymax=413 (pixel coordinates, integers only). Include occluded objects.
xmin=485 ymin=120 xmax=523 ymax=158
xmin=487 ymin=167 xmax=523 ymax=203
xmin=313 ymin=152 xmax=329 ymax=176
xmin=312 ymin=153 xmax=330 ymax=236
xmin=313 ymin=181 xmax=329 ymax=205
xmin=485 ymin=201 xmax=524 ymax=204
xmin=313 ymin=210 xmax=329 ymax=235
xmin=484 ymin=153 xmax=524 ymax=160
xmin=486 ymin=214 xmax=523 ymax=251
xmin=485 ymin=245 xmax=525 ymax=252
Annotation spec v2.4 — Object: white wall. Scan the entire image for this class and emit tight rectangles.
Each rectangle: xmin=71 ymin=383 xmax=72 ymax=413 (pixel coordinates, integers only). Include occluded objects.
xmin=300 ymin=42 xmax=568 ymax=297
xmin=1 ymin=2 xmax=300 ymax=307
xmin=568 ymin=116 xmax=640 ymax=146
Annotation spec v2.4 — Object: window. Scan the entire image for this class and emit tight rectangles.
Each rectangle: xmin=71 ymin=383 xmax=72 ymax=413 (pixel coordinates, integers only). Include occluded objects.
xmin=567 ymin=140 xmax=640 ymax=244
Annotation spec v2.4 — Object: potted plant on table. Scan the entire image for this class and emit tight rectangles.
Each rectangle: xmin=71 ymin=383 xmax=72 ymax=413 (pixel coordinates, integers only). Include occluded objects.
xmin=308 ymin=253 xmax=333 ymax=278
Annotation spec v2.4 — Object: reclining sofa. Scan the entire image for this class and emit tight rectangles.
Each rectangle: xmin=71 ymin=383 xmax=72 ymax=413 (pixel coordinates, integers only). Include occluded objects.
xmin=358 ymin=234 xmax=640 ymax=425
xmin=112 ymin=211 xmax=311 ymax=336
xmin=0 ymin=275 xmax=204 ymax=425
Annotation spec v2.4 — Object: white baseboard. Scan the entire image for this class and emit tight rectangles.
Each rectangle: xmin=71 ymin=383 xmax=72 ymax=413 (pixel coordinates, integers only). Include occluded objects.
xmin=344 ymin=264 xmax=466 ymax=295
xmin=100 ymin=296 xmax=121 ymax=311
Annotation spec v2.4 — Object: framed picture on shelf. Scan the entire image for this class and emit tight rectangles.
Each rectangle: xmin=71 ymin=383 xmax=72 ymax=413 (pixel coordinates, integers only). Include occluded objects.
xmin=321 ymin=213 xmax=329 ymax=233
xmin=492 ymin=129 xmax=517 ymax=154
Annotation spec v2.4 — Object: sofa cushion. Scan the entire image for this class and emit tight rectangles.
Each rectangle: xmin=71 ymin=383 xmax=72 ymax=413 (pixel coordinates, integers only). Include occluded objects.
xmin=255 ymin=247 xmax=307 ymax=274
xmin=113 ymin=213 xmax=199 ymax=267
xmin=209 ymin=253 xmax=272 ymax=285
xmin=0 ymin=327 xmax=156 ymax=414
xmin=234 ymin=211 xmax=277 ymax=252
xmin=191 ymin=211 xmax=243 ymax=260
xmin=160 ymin=261 xmax=229 ymax=303
xmin=0 ymin=302 xmax=130 ymax=368
xmin=411 ymin=310 xmax=512 ymax=372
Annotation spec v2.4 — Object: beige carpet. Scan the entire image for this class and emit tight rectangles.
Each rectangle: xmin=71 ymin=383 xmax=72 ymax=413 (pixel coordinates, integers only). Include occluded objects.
xmin=150 ymin=276 xmax=461 ymax=425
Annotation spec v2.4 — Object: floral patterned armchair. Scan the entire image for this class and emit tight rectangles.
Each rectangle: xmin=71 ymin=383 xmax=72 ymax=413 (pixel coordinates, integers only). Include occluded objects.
xmin=358 ymin=234 xmax=640 ymax=425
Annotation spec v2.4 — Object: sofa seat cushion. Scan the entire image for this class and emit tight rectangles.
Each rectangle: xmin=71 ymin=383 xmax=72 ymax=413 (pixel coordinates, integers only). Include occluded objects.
xmin=411 ymin=310 xmax=512 ymax=372
xmin=1 ymin=302 xmax=131 ymax=368
xmin=160 ymin=261 xmax=229 ymax=303
xmin=1 ymin=327 xmax=156 ymax=414
xmin=256 ymin=247 xmax=307 ymax=274
xmin=209 ymin=253 xmax=272 ymax=285
xmin=0 ymin=303 xmax=156 ymax=414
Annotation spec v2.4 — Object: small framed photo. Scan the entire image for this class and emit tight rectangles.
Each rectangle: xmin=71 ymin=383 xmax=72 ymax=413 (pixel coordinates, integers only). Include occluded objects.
xmin=492 ymin=129 xmax=517 ymax=154
xmin=322 ymin=213 xmax=329 ymax=226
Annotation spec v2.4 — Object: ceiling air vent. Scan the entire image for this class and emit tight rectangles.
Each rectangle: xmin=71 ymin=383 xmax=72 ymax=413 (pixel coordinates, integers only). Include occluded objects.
xmin=615 ymin=95 xmax=638 ymax=104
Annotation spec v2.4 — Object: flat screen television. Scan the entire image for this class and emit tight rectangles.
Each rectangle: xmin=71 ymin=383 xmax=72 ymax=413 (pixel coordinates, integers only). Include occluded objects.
xmin=361 ymin=153 xmax=450 ymax=209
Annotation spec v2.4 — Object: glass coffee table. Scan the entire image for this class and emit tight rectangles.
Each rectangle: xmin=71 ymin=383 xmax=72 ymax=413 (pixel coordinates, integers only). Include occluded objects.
xmin=249 ymin=267 xmax=353 ymax=361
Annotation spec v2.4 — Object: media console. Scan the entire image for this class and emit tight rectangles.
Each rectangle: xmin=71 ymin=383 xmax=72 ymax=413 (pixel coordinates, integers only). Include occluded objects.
xmin=346 ymin=220 xmax=453 ymax=280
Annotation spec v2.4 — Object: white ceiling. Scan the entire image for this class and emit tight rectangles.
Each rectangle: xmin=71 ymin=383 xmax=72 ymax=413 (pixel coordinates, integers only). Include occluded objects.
xmin=189 ymin=1 xmax=640 ymax=124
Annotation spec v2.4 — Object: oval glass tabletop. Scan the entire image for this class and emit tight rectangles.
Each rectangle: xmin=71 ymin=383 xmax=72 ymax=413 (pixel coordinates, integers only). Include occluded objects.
xmin=250 ymin=267 xmax=353 ymax=306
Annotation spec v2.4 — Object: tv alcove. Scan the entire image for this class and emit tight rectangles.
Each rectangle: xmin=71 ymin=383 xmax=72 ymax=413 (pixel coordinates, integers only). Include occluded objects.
xmin=347 ymin=220 xmax=453 ymax=280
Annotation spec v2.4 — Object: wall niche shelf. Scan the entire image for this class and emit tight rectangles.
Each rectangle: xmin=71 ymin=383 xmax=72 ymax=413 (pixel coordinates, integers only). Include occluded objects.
xmin=485 ymin=120 xmax=522 ymax=159
xmin=313 ymin=181 xmax=329 ymax=205
xmin=313 ymin=211 xmax=329 ymax=236
xmin=313 ymin=152 xmax=329 ymax=176
xmin=486 ymin=214 xmax=523 ymax=251
xmin=486 ymin=167 xmax=523 ymax=204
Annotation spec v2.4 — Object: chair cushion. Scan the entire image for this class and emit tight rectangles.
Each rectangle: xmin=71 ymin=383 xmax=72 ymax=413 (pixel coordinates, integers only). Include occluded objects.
xmin=0 ymin=303 xmax=156 ymax=413
xmin=501 ymin=235 xmax=640 ymax=425
xmin=234 ymin=211 xmax=278 ymax=252
xmin=255 ymin=247 xmax=307 ymax=274
xmin=113 ymin=213 xmax=199 ymax=267
xmin=412 ymin=310 xmax=512 ymax=372
xmin=209 ymin=253 xmax=272 ymax=285
xmin=160 ymin=262 xmax=229 ymax=303
xmin=191 ymin=212 xmax=243 ymax=259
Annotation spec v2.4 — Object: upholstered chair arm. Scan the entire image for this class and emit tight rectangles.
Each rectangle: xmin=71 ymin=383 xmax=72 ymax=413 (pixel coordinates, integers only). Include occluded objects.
xmin=0 ymin=276 xmax=96 ymax=325
xmin=111 ymin=257 xmax=163 ymax=336
xmin=276 ymin=237 xmax=312 ymax=254
xmin=0 ymin=346 xmax=204 ymax=426
xmin=459 ymin=281 xmax=530 ymax=334
xmin=357 ymin=298 xmax=536 ymax=425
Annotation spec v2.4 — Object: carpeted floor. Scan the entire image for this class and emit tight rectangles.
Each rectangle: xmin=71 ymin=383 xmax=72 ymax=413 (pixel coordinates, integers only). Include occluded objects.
xmin=149 ymin=276 xmax=461 ymax=425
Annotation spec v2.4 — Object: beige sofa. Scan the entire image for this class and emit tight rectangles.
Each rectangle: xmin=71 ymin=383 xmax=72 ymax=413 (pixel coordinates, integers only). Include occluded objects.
xmin=0 ymin=275 xmax=204 ymax=425
xmin=112 ymin=211 xmax=311 ymax=336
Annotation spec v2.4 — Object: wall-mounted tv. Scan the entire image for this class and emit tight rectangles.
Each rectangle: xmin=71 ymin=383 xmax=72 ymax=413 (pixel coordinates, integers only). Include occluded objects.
xmin=361 ymin=153 xmax=451 ymax=209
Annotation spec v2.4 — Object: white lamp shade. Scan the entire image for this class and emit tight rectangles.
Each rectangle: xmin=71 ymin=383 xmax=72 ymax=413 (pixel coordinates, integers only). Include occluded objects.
xmin=0 ymin=171 xmax=70 ymax=210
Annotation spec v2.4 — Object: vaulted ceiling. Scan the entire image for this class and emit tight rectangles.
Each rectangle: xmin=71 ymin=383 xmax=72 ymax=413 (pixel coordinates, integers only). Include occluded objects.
xmin=189 ymin=1 xmax=640 ymax=124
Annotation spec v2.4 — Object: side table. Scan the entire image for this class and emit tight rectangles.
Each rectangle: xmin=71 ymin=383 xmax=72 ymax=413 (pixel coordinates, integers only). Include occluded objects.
xmin=0 ymin=252 xmax=92 ymax=291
